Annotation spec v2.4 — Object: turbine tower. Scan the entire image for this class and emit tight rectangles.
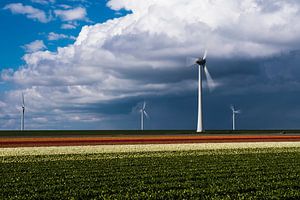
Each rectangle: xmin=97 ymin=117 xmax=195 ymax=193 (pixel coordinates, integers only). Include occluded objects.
xmin=230 ymin=105 xmax=241 ymax=130
xmin=21 ymin=93 xmax=25 ymax=131
xmin=140 ymin=101 xmax=149 ymax=130
xmin=193 ymin=50 xmax=216 ymax=133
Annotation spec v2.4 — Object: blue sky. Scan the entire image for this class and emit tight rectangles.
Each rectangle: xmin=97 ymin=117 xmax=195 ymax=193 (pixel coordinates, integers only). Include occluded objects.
xmin=1 ymin=0 xmax=300 ymax=130
xmin=0 ymin=0 xmax=128 ymax=69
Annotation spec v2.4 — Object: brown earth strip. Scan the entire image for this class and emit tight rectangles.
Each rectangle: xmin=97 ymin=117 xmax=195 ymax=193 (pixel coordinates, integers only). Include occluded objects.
xmin=1 ymin=135 xmax=300 ymax=147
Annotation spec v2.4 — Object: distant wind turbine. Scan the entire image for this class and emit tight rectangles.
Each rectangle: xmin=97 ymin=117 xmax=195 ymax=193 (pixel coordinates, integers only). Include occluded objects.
xmin=140 ymin=101 xmax=149 ymax=130
xmin=230 ymin=105 xmax=241 ymax=130
xmin=21 ymin=93 xmax=25 ymax=131
xmin=187 ymin=50 xmax=216 ymax=133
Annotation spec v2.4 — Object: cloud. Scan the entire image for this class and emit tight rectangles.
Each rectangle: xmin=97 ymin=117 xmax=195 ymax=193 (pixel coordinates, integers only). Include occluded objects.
xmin=57 ymin=4 xmax=73 ymax=9
xmin=61 ymin=23 xmax=77 ymax=29
xmin=3 ymin=3 xmax=50 ymax=23
xmin=31 ymin=0 xmax=55 ymax=5
xmin=107 ymin=0 xmax=300 ymax=58
xmin=2 ymin=0 xmax=300 ymax=129
xmin=60 ymin=21 xmax=79 ymax=29
xmin=48 ymin=32 xmax=76 ymax=41
xmin=22 ymin=40 xmax=47 ymax=53
xmin=0 ymin=100 xmax=6 ymax=108
xmin=54 ymin=7 xmax=87 ymax=21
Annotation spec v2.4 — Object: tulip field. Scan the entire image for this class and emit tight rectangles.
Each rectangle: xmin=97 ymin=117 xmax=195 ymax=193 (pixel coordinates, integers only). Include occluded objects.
xmin=1 ymin=143 xmax=300 ymax=199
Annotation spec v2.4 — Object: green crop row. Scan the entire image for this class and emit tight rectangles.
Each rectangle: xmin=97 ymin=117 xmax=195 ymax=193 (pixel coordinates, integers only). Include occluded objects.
xmin=1 ymin=148 xmax=300 ymax=199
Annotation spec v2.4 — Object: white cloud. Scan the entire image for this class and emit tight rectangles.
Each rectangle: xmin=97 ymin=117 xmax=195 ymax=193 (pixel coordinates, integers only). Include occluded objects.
xmin=60 ymin=21 xmax=79 ymax=29
xmin=2 ymin=0 xmax=300 ymax=129
xmin=57 ymin=4 xmax=72 ymax=9
xmin=61 ymin=23 xmax=77 ymax=29
xmin=3 ymin=3 xmax=50 ymax=23
xmin=31 ymin=0 xmax=55 ymax=5
xmin=105 ymin=0 xmax=300 ymax=58
xmin=54 ymin=7 xmax=87 ymax=21
xmin=23 ymin=40 xmax=47 ymax=53
xmin=48 ymin=32 xmax=76 ymax=40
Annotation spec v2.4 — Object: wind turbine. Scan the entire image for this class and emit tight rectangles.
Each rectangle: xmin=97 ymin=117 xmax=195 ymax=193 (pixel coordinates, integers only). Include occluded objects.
xmin=140 ymin=101 xmax=149 ymax=130
xmin=230 ymin=105 xmax=241 ymax=131
xmin=189 ymin=50 xmax=216 ymax=132
xmin=21 ymin=93 xmax=25 ymax=131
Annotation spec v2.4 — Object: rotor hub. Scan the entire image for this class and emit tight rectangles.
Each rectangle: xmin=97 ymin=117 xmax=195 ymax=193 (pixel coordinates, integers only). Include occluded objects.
xmin=196 ymin=59 xmax=206 ymax=66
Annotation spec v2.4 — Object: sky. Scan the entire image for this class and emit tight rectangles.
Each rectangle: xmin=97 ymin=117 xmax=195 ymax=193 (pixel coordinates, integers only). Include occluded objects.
xmin=1 ymin=0 xmax=300 ymax=130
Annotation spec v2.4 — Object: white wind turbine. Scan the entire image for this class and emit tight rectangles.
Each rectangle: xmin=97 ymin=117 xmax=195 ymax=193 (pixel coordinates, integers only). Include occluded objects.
xmin=140 ymin=101 xmax=149 ymax=130
xmin=188 ymin=50 xmax=216 ymax=133
xmin=21 ymin=93 xmax=25 ymax=131
xmin=230 ymin=105 xmax=241 ymax=131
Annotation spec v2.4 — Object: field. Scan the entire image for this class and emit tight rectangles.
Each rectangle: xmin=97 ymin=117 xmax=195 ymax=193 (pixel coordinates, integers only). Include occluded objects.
xmin=2 ymin=130 xmax=300 ymax=147
xmin=1 ymin=143 xmax=300 ymax=199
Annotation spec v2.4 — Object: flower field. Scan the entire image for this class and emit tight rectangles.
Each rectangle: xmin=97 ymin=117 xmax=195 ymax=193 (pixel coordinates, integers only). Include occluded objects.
xmin=2 ymin=134 xmax=300 ymax=147
xmin=1 ymin=143 xmax=300 ymax=199
xmin=1 ymin=141 xmax=300 ymax=157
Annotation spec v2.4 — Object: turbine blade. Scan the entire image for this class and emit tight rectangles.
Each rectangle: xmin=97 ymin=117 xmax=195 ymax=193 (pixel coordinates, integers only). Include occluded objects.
xmin=186 ymin=57 xmax=198 ymax=67
xmin=204 ymin=66 xmax=216 ymax=91
xmin=22 ymin=93 xmax=25 ymax=106
xmin=230 ymin=105 xmax=234 ymax=111
xmin=143 ymin=110 xmax=149 ymax=118
xmin=203 ymin=50 xmax=207 ymax=60
xmin=143 ymin=101 xmax=146 ymax=110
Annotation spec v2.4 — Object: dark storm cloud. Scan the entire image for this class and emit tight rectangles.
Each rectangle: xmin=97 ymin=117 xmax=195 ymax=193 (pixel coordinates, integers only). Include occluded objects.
xmin=257 ymin=0 xmax=300 ymax=13
xmin=199 ymin=49 xmax=300 ymax=130
xmin=113 ymin=66 xmax=194 ymax=84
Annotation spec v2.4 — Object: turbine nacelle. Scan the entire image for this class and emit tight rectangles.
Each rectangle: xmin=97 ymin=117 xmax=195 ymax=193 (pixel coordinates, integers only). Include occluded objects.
xmin=140 ymin=108 xmax=148 ymax=117
xmin=196 ymin=58 xmax=206 ymax=66
xmin=192 ymin=50 xmax=216 ymax=91
xmin=231 ymin=105 xmax=241 ymax=114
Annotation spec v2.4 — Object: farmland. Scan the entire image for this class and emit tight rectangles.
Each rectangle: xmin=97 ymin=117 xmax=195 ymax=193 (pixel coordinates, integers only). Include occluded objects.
xmin=2 ymin=131 xmax=300 ymax=147
xmin=1 ymin=144 xmax=300 ymax=199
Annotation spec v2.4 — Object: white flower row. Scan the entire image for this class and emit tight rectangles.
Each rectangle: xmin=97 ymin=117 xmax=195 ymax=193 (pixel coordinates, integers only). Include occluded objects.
xmin=1 ymin=142 xmax=300 ymax=157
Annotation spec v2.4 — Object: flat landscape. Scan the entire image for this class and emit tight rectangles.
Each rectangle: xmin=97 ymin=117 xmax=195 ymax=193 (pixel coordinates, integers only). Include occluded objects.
xmin=1 ymin=143 xmax=300 ymax=199
xmin=1 ymin=131 xmax=300 ymax=199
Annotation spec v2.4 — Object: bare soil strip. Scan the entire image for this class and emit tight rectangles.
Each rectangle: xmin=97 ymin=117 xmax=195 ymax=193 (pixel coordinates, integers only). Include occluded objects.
xmin=1 ymin=135 xmax=300 ymax=147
